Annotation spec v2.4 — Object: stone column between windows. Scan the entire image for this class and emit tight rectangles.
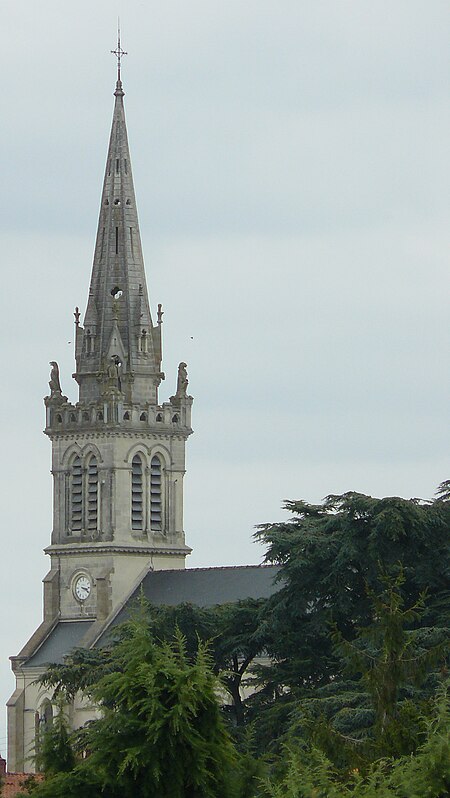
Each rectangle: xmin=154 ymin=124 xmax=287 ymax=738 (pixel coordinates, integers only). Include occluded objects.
xmin=63 ymin=470 xmax=70 ymax=537
xmin=97 ymin=469 xmax=103 ymax=538
xmin=52 ymin=469 xmax=65 ymax=542
xmin=144 ymin=464 xmax=150 ymax=533
xmin=103 ymin=468 xmax=114 ymax=540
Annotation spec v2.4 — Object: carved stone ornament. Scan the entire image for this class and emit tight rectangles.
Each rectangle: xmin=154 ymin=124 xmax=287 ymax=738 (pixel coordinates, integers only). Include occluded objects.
xmin=49 ymin=361 xmax=62 ymax=396
xmin=176 ymin=362 xmax=188 ymax=397
xmin=170 ymin=361 xmax=192 ymax=405
xmin=99 ymin=356 xmax=124 ymax=394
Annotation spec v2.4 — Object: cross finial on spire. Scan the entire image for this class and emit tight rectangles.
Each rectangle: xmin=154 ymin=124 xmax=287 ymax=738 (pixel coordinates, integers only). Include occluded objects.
xmin=111 ymin=20 xmax=127 ymax=84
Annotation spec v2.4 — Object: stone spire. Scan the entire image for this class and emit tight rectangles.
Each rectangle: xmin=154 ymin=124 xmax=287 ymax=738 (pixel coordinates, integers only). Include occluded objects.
xmin=74 ymin=73 xmax=163 ymax=405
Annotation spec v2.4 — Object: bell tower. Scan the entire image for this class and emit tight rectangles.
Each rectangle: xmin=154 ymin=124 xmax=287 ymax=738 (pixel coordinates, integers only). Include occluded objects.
xmin=7 ymin=43 xmax=195 ymax=773
xmin=43 ymin=58 xmax=193 ymax=623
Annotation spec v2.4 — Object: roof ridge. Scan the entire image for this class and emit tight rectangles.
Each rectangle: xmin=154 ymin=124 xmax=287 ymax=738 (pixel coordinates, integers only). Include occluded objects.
xmin=149 ymin=564 xmax=278 ymax=574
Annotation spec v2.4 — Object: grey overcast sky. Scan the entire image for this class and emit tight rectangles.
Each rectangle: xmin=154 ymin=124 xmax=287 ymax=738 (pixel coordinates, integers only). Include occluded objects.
xmin=1 ymin=0 xmax=449 ymax=753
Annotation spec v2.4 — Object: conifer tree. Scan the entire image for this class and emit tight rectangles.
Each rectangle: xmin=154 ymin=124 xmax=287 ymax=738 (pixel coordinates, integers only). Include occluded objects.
xmin=19 ymin=617 xmax=244 ymax=798
xmin=35 ymin=700 xmax=75 ymax=777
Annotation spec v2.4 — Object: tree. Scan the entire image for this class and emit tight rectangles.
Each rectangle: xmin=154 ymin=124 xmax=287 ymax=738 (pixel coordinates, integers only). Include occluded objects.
xmin=287 ymin=571 xmax=448 ymax=769
xmin=35 ymin=700 xmax=75 ymax=777
xmin=259 ymin=680 xmax=450 ymax=798
xmin=22 ymin=616 xmax=246 ymax=798
xmin=42 ymin=598 xmax=269 ymax=731
xmin=34 ymin=483 xmax=449 ymax=786
xmin=251 ymin=487 xmax=450 ymax=749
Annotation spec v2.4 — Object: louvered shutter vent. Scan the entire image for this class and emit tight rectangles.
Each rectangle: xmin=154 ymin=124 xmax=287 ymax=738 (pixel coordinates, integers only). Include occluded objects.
xmin=87 ymin=457 xmax=98 ymax=532
xmin=132 ymin=455 xmax=144 ymax=530
xmin=150 ymin=456 xmax=162 ymax=531
xmin=71 ymin=456 xmax=83 ymax=531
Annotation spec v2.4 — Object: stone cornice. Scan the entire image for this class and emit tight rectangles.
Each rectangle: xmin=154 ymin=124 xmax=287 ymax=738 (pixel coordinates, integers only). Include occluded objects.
xmin=44 ymin=429 xmax=193 ymax=442
xmin=45 ymin=543 xmax=192 ymax=557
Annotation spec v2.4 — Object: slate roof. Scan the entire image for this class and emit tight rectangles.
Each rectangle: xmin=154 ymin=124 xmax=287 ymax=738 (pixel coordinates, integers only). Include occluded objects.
xmin=24 ymin=621 xmax=94 ymax=667
xmin=103 ymin=564 xmax=281 ymax=635
xmin=134 ymin=564 xmax=279 ymax=608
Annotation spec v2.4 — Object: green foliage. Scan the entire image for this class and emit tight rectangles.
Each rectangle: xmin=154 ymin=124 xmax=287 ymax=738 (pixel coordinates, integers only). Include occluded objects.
xmin=85 ymin=621 xmax=239 ymax=797
xmin=32 ymin=617 xmax=247 ymax=798
xmin=34 ymin=482 xmax=449 ymax=796
xmin=389 ymin=680 xmax=450 ymax=797
xmin=259 ymin=681 xmax=450 ymax=798
xmin=274 ymin=570 xmax=448 ymax=776
xmin=40 ymin=646 xmax=116 ymax=702
xmin=252 ymin=488 xmax=450 ymax=749
xmin=434 ymin=479 xmax=450 ymax=502
xmin=14 ymin=767 xmax=101 ymax=798
xmin=132 ymin=598 xmax=268 ymax=727
xmin=332 ymin=573 xmax=447 ymax=753
xmin=35 ymin=700 xmax=76 ymax=777
xmin=42 ymin=596 xmax=269 ymax=731
xmin=14 ymin=775 xmax=41 ymax=794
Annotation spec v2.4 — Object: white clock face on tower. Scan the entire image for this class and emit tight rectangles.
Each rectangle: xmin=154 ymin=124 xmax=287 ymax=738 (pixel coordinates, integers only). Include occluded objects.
xmin=74 ymin=575 xmax=91 ymax=602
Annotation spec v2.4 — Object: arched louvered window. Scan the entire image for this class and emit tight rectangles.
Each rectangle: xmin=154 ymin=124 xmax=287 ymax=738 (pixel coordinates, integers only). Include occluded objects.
xmin=150 ymin=456 xmax=162 ymax=531
xmin=131 ymin=455 xmax=144 ymax=530
xmin=87 ymin=456 xmax=98 ymax=532
xmin=71 ymin=456 xmax=83 ymax=532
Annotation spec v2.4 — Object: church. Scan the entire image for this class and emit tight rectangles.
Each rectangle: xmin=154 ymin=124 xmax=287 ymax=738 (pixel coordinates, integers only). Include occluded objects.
xmin=7 ymin=52 xmax=279 ymax=772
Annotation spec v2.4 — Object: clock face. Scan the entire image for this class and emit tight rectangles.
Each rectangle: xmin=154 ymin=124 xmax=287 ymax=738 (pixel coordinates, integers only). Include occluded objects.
xmin=74 ymin=575 xmax=91 ymax=602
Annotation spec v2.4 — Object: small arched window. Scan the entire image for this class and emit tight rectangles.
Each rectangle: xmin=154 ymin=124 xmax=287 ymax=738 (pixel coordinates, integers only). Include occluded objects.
xmin=150 ymin=456 xmax=162 ymax=532
xmin=131 ymin=455 xmax=144 ymax=531
xmin=87 ymin=456 xmax=98 ymax=533
xmin=71 ymin=456 xmax=83 ymax=533
xmin=36 ymin=699 xmax=53 ymax=757
xmin=40 ymin=700 xmax=53 ymax=728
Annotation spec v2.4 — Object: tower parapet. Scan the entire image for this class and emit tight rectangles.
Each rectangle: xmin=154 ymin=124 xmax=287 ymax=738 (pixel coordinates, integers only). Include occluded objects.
xmin=44 ymin=368 xmax=193 ymax=434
